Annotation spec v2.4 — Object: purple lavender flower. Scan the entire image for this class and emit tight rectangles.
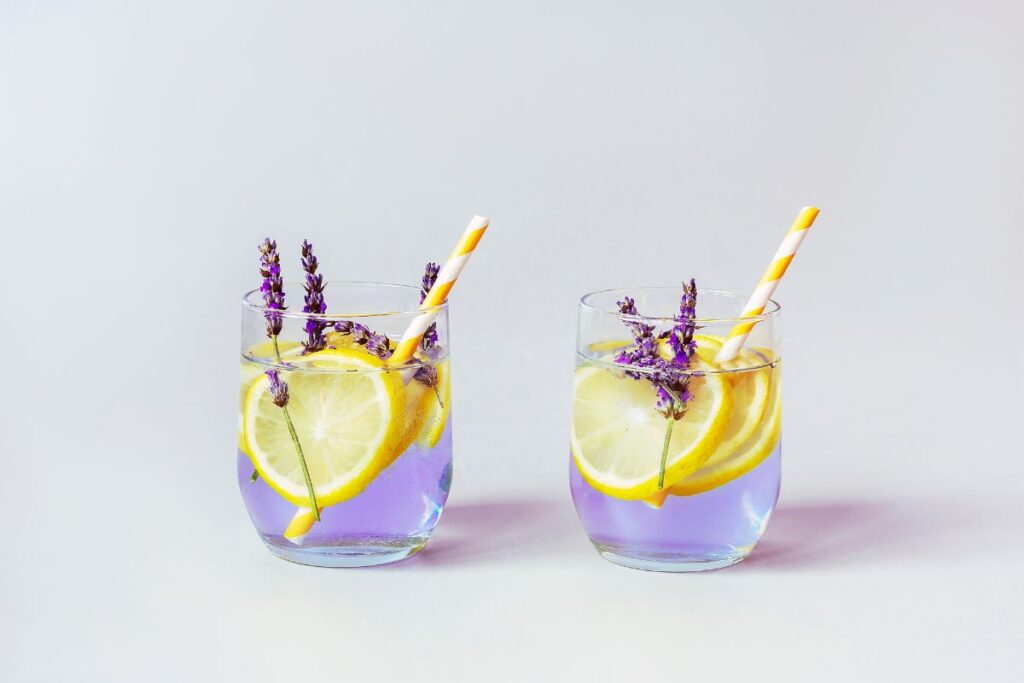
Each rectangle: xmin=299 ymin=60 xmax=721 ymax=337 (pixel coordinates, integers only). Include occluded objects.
xmin=614 ymin=297 xmax=659 ymax=380
xmin=365 ymin=329 xmax=393 ymax=360
xmin=613 ymin=281 xmax=700 ymax=489
xmin=266 ymin=369 xmax=289 ymax=407
xmin=258 ymin=238 xmax=286 ymax=338
xmin=414 ymin=364 xmax=438 ymax=388
xmin=668 ymin=279 xmax=698 ymax=367
xmin=300 ymin=240 xmax=329 ymax=354
xmin=420 ymin=262 xmax=440 ymax=350
xmin=333 ymin=319 xmax=355 ymax=336
xmin=615 ymin=282 xmax=699 ymax=421
xmin=333 ymin=320 xmax=393 ymax=361
xmin=617 ymin=296 xmax=656 ymax=342
xmin=421 ymin=262 xmax=440 ymax=301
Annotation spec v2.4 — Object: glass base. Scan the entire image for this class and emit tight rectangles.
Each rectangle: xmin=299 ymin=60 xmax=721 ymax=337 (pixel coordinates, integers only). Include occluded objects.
xmin=594 ymin=542 xmax=750 ymax=572
xmin=261 ymin=535 xmax=428 ymax=568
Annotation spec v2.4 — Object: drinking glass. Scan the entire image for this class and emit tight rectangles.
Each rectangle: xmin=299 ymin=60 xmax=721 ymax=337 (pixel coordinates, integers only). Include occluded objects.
xmin=238 ymin=282 xmax=452 ymax=567
xmin=570 ymin=288 xmax=781 ymax=571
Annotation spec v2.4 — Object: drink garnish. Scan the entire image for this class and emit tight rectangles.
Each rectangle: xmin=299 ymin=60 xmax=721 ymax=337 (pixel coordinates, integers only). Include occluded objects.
xmin=258 ymin=238 xmax=286 ymax=352
xmin=332 ymin=320 xmax=394 ymax=360
xmin=419 ymin=262 xmax=441 ymax=351
xmin=253 ymin=238 xmax=320 ymax=519
xmin=274 ymin=215 xmax=489 ymax=543
xmin=300 ymin=240 xmax=329 ymax=354
xmin=412 ymin=262 xmax=443 ymax=405
xmin=614 ymin=279 xmax=699 ymax=489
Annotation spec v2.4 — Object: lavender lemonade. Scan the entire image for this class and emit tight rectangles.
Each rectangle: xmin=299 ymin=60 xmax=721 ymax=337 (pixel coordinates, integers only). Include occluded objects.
xmin=238 ymin=238 xmax=464 ymax=567
xmin=571 ymin=285 xmax=782 ymax=571
xmin=237 ymin=403 xmax=453 ymax=564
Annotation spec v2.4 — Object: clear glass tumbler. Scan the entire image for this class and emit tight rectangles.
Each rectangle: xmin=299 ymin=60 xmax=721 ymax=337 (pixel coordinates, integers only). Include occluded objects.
xmin=238 ymin=282 xmax=452 ymax=567
xmin=570 ymin=288 xmax=781 ymax=571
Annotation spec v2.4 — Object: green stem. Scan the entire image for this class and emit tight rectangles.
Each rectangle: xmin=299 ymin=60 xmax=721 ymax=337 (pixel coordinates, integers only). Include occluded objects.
xmin=432 ymin=383 xmax=444 ymax=409
xmin=658 ymin=416 xmax=675 ymax=490
xmin=282 ymin=404 xmax=320 ymax=521
xmin=249 ymin=334 xmax=319 ymax=521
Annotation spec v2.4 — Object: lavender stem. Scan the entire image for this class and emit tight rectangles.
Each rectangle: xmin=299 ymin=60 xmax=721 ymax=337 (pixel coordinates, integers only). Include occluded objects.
xmin=266 ymin=348 xmax=320 ymax=519
xmin=658 ymin=415 xmax=674 ymax=490
xmin=281 ymin=403 xmax=319 ymax=520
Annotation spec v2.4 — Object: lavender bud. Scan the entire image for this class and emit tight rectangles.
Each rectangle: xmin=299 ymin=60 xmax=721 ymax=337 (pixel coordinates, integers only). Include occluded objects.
xmin=301 ymin=240 xmax=329 ymax=354
xmin=420 ymin=262 xmax=440 ymax=303
xmin=332 ymin=319 xmax=392 ymax=360
xmin=365 ymin=331 xmax=393 ymax=360
xmin=258 ymin=238 xmax=286 ymax=338
xmin=413 ymin=363 xmax=438 ymax=388
xmin=420 ymin=262 xmax=440 ymax=350
xmin=266 ymin=369 xmax=289 ymax=408
xmin=616 ymin=280 xmax=700 ymax=420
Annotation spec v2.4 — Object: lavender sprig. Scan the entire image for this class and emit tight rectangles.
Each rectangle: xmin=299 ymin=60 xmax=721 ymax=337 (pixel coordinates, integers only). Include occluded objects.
xmin=265 ymin=368 xmax=318 ymax=516
xmin=267 ymin=368 xmax=290 ymax=407
xmin=412 ymin=262 xmax=444 ymax=405
xmin=615 ymin=297 xmax=660 ymax=380
xmin=251 ymin=239 xmax=320 ymax=519
xmin=420 ymin=262 xmax=440 ymax=351
xmin=252 ymin=237 xmax=286 ymax=480
xmin=258 ymin=239 xmax=286 ymax=347
xmin=333 ymin=320 xmax=393 ymax=361
xmin=300 ymin=240 xmax=329 ymax=354
xmin=614 ymin=281 xmax=700 ymax=489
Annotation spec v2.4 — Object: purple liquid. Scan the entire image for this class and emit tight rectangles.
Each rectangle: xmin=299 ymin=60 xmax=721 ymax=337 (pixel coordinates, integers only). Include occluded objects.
xmin=238 ymin=420 xmax=453 ymax=565
xmin=570 ymin=444 xmax=781 ymax=570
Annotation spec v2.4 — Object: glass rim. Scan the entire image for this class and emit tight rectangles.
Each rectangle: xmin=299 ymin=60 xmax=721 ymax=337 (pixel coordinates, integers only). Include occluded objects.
xmin=241 ymin=280 xmax=447 ymax=320
xmin=579 ymin=287 xmax=781 ymax=325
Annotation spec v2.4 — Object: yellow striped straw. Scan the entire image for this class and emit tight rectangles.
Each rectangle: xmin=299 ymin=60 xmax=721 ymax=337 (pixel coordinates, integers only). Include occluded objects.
xmin=714 ymin=207 xmax=820 ymax=363
xmin=283 ymin=214 xmax=491 ymax=545
xmin=389 ymin=214 xmax=490 ymax=365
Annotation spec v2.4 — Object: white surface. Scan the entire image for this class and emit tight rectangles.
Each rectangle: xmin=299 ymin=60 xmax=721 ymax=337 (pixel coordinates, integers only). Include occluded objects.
xmin=1 ymin=2 xmax=1022 ymax=681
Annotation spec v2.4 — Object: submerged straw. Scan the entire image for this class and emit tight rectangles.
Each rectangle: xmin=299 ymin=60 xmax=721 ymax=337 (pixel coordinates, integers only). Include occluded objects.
xmin=714 ymin=207 xmax=820 ymax=363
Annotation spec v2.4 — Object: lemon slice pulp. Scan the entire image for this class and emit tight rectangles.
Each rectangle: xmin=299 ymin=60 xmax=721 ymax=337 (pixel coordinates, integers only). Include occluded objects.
xmin=670 ymin=362 xmax=781 ymax=496
xmin=571 ymin=365 xmax=731 ymax=500
xmin=701 ymin=349 xmax=772 ymax=467
xmin=242 ymin=348 xmax=404 ymax=507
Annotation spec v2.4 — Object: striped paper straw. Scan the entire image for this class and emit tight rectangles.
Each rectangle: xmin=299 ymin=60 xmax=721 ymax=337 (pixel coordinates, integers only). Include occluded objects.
xmin=389 ymin=214 xmax=490 ymax=366
xmin=283 ymin=214 xmax=490 ymax=545
xmin=714 ymin=207 xmax=820 ymax=363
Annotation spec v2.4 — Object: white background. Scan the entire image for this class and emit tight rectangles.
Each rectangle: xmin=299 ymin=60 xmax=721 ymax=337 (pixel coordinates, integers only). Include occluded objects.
xmin=2 ymin=2 xmax=1022 ymax=681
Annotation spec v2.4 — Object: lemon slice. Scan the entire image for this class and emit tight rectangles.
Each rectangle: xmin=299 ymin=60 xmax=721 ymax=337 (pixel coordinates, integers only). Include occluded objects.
xmin=416 ymin=359 xmax=451 ymax=448
xmin=692 ymin=334 xmax=724 ymax=363
xmin=641 ymin=347 xmax=771 ymax=507
xmin=382 ymin=369 xmax=433 ymax=469
xmin=571 ymin=366 xmax=731 ymax=499
xmin=243 ymin=347 xmax=404 ymax=507
xmin=701 ymin=349 xmax=772 ymax=467
xmin=670 ymin=365 xmax=781 ymax=496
